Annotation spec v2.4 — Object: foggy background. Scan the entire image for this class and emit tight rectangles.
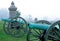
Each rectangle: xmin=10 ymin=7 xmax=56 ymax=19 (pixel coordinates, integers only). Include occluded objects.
xmin=0 ymin=0 xmax=60 ymax=22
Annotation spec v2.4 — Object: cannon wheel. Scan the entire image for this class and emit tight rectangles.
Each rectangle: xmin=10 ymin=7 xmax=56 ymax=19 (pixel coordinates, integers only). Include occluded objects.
xmin=44 ymin=21 xmax=60 ymax=41
xmin=8 ymin=17 xmax=28 ymax=38
xmin=3 ymin=17 xmax=28 ymax=38
xmin=27 ymin=20 xmax=51 ymax=41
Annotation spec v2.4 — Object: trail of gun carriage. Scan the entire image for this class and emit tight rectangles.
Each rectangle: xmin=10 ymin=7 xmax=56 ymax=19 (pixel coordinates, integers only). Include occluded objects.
xmin=0 ymin=1 xmax=60 ymax=41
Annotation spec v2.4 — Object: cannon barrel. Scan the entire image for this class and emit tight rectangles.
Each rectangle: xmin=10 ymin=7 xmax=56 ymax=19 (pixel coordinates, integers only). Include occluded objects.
xmin=28 ymin=23 xmax=50 ymax=30
xmin=2 ymin=18 xmax=11 ymax=22
xmin=2 ymin=18 xmax=24 ymax=23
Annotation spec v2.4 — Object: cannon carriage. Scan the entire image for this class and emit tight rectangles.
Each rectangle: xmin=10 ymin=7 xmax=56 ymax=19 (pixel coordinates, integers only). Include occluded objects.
xmin=2 ymin=1 xmax=60 ymax=41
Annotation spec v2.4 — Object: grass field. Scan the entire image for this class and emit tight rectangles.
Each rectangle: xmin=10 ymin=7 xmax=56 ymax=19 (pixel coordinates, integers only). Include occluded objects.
xmin=0 ymin=21 xmax=54 ymax=41
xmin=0 ymin=21 xmax=26 ymax=41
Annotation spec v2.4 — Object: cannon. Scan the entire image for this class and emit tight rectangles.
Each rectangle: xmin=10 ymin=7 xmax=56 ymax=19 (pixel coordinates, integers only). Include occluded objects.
xmin=27 ymin=20 xmax=60 ymax=41
xmin=2 ymin=17 xmax=28 ymax=37
xmin=2 ymin=17 xmax=60 ymax=41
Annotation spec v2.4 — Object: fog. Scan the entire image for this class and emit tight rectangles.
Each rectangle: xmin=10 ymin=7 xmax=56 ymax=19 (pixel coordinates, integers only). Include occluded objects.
xmin=0 ymin=0 xmax=60 ymax=21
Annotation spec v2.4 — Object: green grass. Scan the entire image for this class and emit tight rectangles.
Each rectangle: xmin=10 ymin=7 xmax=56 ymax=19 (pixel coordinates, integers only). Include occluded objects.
xmin=0 ymin=21 xmax=26 ymax=41
xmin=0 ymin=21 xmax=53 ymax=41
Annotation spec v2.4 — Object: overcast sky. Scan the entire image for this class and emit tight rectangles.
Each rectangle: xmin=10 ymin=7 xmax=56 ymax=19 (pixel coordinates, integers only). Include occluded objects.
xmin=0 ymin=0 xmax=60 ymax=21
